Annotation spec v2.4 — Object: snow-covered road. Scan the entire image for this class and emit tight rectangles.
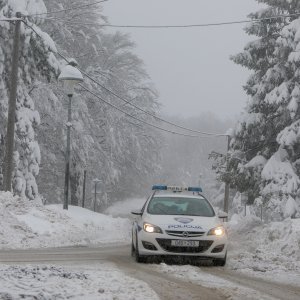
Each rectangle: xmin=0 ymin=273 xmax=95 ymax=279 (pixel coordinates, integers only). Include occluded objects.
xmin=1 ymin=245 xmax=300 ymax=300
xmin=1 ymin=193 xmax=300 ymax=299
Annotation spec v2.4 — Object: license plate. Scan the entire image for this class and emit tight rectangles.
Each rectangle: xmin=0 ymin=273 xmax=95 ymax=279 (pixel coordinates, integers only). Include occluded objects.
xmin=171 ymin=240 xmax=199 ymax=247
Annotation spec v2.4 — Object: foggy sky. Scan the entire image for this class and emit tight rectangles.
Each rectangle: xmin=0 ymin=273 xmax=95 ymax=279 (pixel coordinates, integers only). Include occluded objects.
xmin=104 ymin=0 xmax=264 ymax=119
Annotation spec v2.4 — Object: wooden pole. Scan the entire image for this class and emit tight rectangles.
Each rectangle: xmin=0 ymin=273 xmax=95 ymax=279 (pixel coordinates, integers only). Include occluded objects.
xmin=82 ymin=170 xmax=87 ymax=208
xmin=3 ymin=13 xmax=21 ymax=191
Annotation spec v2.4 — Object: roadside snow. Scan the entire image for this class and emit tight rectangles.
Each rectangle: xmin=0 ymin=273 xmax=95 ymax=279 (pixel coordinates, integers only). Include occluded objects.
xmin=0 ymin=192 xmax=130 ymax=249
xmin=0 ymin=193 xmax=159 ymax=299
xmin=1 ymin=192 xmax=300 ymax=294
xmin=0 ymin=263 xmax=159 ymax=300
xmin=2 ymin=191 xmax=299 ymax=281
xmin=227 ymin=214 xmax=300 ymax=284
xmin=149 ymin=263 xmax=274 ymax=300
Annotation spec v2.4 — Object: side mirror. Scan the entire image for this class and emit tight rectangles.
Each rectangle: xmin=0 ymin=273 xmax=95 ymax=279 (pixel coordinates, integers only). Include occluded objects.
xmin=131 ymin=209 xmax=142 ymax=216
xmin=218 ymin=211 xmax=228 ymax=221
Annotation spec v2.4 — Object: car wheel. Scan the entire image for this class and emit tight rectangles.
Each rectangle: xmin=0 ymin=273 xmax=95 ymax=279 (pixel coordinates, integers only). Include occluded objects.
xmin=213 ymin=252 xmax=227 ymax=267
xmin=135 ymin=235 xmax=147 ymax=263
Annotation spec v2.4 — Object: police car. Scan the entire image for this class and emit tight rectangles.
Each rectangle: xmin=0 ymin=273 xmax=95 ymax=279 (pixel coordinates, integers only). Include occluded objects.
xmin=131 ymin=185 xmax=228 ymax=266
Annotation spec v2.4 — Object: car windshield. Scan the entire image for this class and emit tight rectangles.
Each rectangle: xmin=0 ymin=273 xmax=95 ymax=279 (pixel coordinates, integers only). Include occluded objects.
xmin=147 ymin=196 xmax=215 ymax=217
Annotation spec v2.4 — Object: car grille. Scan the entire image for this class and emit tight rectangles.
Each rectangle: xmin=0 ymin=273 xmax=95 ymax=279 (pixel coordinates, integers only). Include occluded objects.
xmin=165 ymin=230 xmax=205 ymax=237
xmin=156 ymin=238 xmax=213 ymax=253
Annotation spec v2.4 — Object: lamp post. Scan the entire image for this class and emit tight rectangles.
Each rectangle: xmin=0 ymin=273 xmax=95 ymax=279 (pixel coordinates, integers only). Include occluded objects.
xmin=93 ymin=178 xmax=102 ymax=212
xmin=58 ymin=60 xmax=83 ymax=210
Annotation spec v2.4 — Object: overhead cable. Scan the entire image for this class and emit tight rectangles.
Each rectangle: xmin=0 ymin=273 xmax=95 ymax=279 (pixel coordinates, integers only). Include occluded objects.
xmin=22 ymin=20 xmax=228 ymax=137
xmin=57 ymin=51 xmax=227 ymax=136
xmin=79 ymin=84 xmax=210 ymax=138
xmin=84 ymin=70 xmax=227 ymax=136
xmin=22 ymin=20 xmax=227 ymax=138
xmin=42 ymin=12 xmax=300 ymax=29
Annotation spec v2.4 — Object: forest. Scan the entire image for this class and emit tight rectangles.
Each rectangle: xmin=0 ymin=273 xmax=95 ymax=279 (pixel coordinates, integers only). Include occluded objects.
xmin=0 ymin=0 xmax=300 ymax=220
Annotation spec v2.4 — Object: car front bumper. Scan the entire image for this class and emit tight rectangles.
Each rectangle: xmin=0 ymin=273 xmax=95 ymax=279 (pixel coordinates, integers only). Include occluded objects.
xmin=137 ymin=230 xmax=227 ymax=258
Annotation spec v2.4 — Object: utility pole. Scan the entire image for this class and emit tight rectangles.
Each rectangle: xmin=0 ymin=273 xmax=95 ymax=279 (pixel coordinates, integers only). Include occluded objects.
xmin=93 ymin=178 xmax=101 ymax=212
xmin=94 ymin=182 xmax=97 ymax=212
xmin=3 ymin=12 xmax=22 ymax=192
xmin=82 ymin=170 xmax=87 ymax=208
xmin=223 ymin=135 xmax=231 ymax=213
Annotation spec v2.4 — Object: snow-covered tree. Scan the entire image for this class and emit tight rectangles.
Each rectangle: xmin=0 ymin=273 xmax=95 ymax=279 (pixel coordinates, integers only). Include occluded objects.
xmin=0 ymin=0 xmax=58 ymax=199
xmin=34 ymin=0 xmax=161 ymax=207
xmin=229 ymin=0 xmax=300 ymax=219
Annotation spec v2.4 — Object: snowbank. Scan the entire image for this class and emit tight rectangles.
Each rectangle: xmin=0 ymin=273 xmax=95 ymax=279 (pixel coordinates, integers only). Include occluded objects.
xmin=0 ymin=264 xmax=158 ymax=300
xmin=2 ymin=192 xmax=300 ymax=284
xmin=228 ymin=213 xmax=300 ymax=277
xmin=0 ymin=193 xmax=159 ymax=299
xmin=0 ymin=192 xmax=130 ymax=249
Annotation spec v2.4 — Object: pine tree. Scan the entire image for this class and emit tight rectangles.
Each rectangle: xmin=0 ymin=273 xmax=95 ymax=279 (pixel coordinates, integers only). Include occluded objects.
xmin=0 ymin=0 xmax=58 ymax=199
xmin=229 ymin=0 xmax=300 ymax=219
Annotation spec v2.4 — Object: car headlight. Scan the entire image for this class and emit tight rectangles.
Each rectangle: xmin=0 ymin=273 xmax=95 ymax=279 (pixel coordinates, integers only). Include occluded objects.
xmin=207 ymin=226 xmax=225 ymax=236
xmin=143 ymin=223 xmax=163 ymax=233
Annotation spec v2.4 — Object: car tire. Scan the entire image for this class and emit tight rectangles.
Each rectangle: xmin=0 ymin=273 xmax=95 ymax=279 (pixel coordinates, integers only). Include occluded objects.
xmin=135 ymin=235 xmax=147 ymax=263
xmin=213 ymin=252 xmax=227 ymax=267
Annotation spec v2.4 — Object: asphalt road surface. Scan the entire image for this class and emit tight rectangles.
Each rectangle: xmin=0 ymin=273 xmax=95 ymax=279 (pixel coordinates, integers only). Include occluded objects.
xmin=0 ymin=245 xmax=299 ymax=300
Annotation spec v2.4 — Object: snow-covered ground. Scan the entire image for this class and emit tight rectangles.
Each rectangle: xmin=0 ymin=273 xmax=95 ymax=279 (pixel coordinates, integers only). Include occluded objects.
xmin=148 ymin=263 xmax=274 ymax=300
xmin=0 ymin=192 xmax=130 ymax=249
xmin=0 ymin=192 xmax=158 ymax=299
xmin=1 ymin=192 xmax=300 ymax=299
xmin=227 ymin=213 xmax=300 ymax=283
xmin=0 ymin=264 xmax=159 ymax=300
xmin=0 ymin=262 xmax=279 ymax=300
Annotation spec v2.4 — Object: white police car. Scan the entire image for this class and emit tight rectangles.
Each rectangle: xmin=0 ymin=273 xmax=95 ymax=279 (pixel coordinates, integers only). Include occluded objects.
xmin=131 ymin=185 xmax=228 ymax=266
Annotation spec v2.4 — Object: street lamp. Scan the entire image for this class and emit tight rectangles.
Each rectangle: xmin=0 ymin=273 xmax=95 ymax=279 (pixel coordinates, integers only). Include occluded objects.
xmin=92 ymin=178 xmax=102 ymax=212
xmin=58 ymin=60 xmax=83 ymax=210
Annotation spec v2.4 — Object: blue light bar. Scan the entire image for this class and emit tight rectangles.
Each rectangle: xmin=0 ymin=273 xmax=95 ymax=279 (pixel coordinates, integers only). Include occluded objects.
xmin=152 ymin=185 xmax=202 ymax=192
xmin=188 ymin=187 xmax=203 ymax=192
xmin=152 ymin=185 xmax=167 ymax=190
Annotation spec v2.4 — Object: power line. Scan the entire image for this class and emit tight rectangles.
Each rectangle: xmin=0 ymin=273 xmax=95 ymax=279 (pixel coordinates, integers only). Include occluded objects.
xmin=56 ymin=51 xmax=227 ymax=136
xmin=26 ymin=0 xmax=108 ymax=17
xmin=79 ymin=84 xmax=214 ymax=138
xmin=22 ymin=21 xmax=222 ymax=138
xmin=42 ymin=12 xmax=300 ymax=29
xmin=85 ymin=70 xmax=227 ymax=136
xmin=22 ymin=20 xmax=229 ymax=137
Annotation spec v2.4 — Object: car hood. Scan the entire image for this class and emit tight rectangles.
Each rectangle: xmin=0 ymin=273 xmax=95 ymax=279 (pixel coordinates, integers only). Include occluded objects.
xmin=144 ymin=214 xmax=221 ymax=232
